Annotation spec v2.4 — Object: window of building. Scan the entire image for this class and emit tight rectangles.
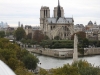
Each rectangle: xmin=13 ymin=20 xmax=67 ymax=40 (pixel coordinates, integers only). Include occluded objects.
xmin=51 ymin=26 xmax=52 ymax=30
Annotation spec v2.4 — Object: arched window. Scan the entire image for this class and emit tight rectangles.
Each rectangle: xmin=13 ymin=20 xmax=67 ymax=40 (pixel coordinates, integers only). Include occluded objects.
xmin=51 ymin=26 xmax=52 ymax=30
xmin=44 ymin=10 xmax=45 ymax=18
xmin=46 ymin=10 xmax=47 ymax=17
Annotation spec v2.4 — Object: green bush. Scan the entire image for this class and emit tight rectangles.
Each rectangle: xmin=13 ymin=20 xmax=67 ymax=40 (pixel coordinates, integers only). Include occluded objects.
xmin=44 ymin=60 xmax=100 ymax=75
xmin=40 ymin=40 xmax=74 ymax=49
xmin=78 ymin=48 xmax=84 ymax=55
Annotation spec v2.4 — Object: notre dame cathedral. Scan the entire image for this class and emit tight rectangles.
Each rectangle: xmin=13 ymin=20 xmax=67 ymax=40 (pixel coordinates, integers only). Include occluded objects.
xmin=40 ymin=0 xmax=74 ymax=40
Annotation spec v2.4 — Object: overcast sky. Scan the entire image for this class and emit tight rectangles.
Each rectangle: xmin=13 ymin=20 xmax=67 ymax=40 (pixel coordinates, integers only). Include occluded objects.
xmin=0 ymin=0 xmax=100 ymax=27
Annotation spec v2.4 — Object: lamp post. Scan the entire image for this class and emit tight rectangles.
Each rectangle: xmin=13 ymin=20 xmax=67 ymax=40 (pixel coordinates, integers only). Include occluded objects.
xmin=39 ymin=62 xmax=41 ymax=75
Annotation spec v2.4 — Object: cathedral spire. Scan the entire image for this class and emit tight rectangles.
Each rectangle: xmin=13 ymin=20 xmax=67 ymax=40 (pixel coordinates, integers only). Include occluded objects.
xmin=58 ymin=0 xmax=60 ymax=6
xmin=57 ymin=0 xmax=61 ymax=22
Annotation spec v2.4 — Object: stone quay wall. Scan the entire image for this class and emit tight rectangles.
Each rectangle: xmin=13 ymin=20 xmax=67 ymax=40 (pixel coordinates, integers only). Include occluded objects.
xmin=27 ymin=48 xmax=56 ymax=57
xmin=27 ymin=47 xmax=100 ymax=58
xmin=27 ymin=48 xmax=74 ymax=58
xmin=84 ymin=47 xmax=100 ymax=55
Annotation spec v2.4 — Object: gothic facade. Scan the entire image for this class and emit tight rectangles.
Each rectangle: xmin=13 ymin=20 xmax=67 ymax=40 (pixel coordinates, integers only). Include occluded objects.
xmin=40 ymin=0 xmax=74 ymax=40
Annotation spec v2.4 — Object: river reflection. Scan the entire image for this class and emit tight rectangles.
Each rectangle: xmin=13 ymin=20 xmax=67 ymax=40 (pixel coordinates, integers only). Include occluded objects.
xmin=34 ymin=54 xmax=100 ymax=69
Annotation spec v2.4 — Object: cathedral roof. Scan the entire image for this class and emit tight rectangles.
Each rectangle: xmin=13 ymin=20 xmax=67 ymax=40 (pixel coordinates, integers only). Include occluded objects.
xmin=46 ymin=17 xmax=73 ymax=24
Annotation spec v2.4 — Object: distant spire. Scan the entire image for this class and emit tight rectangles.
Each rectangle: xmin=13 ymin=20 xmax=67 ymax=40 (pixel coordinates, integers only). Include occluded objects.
xmin=57 ymin=0 xmax=61 ymax=22
xmin=94 ymin=21 xmax=97 ymax=25
xmin=58 ymin=0 xmax=60 ymax=6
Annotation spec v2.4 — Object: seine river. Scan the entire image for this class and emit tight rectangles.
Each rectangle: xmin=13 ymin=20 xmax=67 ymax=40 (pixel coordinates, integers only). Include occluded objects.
xmin=34 ymin=54 xmax=100 ymax=69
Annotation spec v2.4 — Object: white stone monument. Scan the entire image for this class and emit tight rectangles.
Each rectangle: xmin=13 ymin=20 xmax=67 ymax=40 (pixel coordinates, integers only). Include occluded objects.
xmin=73 ymin=34 xmax=78 ymax=62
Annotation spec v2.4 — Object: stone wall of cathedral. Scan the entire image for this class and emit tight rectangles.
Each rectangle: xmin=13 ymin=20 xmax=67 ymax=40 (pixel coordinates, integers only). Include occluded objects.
xmin=40 ymin=6 xmax=74 ymax=40
xmin=43 ymin=23 xmax=74 ymax=40
xmin=40 ymin=6 xmax=50 ymax=31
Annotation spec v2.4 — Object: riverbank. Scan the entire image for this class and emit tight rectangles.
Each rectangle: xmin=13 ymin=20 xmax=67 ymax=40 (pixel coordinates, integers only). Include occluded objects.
xmin=27 ymin=47 xmax=100 ymax=59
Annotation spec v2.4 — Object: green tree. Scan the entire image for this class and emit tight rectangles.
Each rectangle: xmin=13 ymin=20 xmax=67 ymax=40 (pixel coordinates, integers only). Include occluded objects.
xmin=7 ymin=58 xmax=24 ymax=71
xmin=39 ymin=68 xmax=48 ymax=75
xmin=47 ymin=60 xmax=100 ymax=75
xmin=72 ymin=60 xmax=100 ymax=75
xmin=22 ymin=54 xmax=39 ymax=71
xmin=43 ymin=40 xmax=74 ymax=49
xmin=51 ymin=64 xmax=79 ymax=75
xmin=26 ymin=33 xmax=32 ymax=39
xmin=17 ymin=49 xmax=29 ymax=60
xmin=89 ymin=40 xmax=98 ymax=47
xmin=71 ymin=31 xmax=86 ymax=40
xmin=14 ymin=27 xmax=26 ymax=41
xmin=15 ymin=67 xmax=34 ymax=75
xmin=0 ymin=31 xmax=5 ymax=38
xmin=97 ymin=41 xmax=100 ymax=47
xmin=83 ymin=38 xmax=89 ymax=47
xmin=0 ymin=38 xmax=37 ymax=75
xmin=0 ymin=49 xmax=16 ymax=61
xmin=33 ymin=30 xmax=45 ymax=43
xmin=54 ymin=36 xmax=60 ymax=40
xmin=40 ymin=40 xmax=52 ymax=48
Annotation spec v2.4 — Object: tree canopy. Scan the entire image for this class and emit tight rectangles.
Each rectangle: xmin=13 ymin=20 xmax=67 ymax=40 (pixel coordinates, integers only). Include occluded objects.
xmin=14 ymin=27 xmax=26 ymax=41
xmin=39 ymin=60 xmax=100 ymax=75
xmin=0 ymin=31 xmax=5 ymax=38
xmin=22 ymin=54 xmax=39 ymax=71
xmin=0 ymin=38 xmax=38 ymax=75
xmin=33 ymin=30 xmax=45 ymax=43
xmin=71 ymin=31 xmax=86 ymax=40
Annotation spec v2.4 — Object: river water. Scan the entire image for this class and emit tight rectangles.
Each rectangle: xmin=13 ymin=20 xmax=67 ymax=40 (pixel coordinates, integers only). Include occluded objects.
xmin=34 ymin=54 xmax=100 ymax=69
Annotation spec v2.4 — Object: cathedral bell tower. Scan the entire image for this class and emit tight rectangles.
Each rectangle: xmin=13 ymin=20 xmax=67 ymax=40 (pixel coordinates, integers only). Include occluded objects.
xmin=40 ymin=6 xmax=50 ymax=30
xmin=54 ymin=0 xmax=64 ymax=19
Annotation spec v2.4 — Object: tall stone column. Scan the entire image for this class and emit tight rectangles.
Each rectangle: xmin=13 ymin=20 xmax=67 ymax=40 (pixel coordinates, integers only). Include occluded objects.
xmin=73 ymin=34 xmax=78 ymax=62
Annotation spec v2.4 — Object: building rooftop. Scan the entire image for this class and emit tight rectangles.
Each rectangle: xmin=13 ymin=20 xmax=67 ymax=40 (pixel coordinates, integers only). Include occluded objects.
xmin=88 ymin=21 xmax=93 ymax=25
xmin=47 ymin=17 xmax=73 ymax=24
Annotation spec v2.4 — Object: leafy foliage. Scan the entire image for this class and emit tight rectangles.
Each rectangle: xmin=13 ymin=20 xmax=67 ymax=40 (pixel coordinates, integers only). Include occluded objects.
xmin=40 ymin=40 xmax=74 ymax=49
xmin=22 ymin=54 xmax=39 ymax=71
xmin=52 ymin=64 xmax=79 ymax=75
xmin=0 ymin=38 xmax=38 ymax=75
xmin=54 ymin=36 xmax=61 ymax=40
xmin=39 ymin=60 xmax=100 ymax=75
xmin=26 ymin=33 xmax=32 ymax=39
xmin=39 ymin=68 xmax=48 ymax=75
xmin=14 ymin=27 xmax=26 ymax=41
xmin=72 ymin=60 xmax=100 ymax=75
xmin=0 ymin=31 xmax=5 ymax=38
xmin=71 ymin=31 xmax=86 ymax=40
xmin=15 ymin=67 xmax=34 ymax=75
xmin=33 ymin=30 xmax=45 ymax=43
xmin=21 ymin=39 xmax=37 ymax=45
